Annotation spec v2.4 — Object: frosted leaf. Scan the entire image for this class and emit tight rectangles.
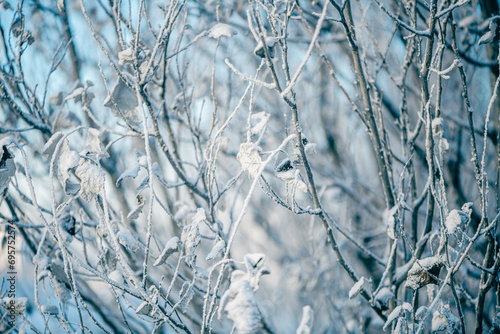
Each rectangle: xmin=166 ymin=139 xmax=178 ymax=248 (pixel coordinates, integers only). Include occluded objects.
xmin=206 ymin=240 xmax=226 ymax=260
xmin=445 ymin=209 xmax=468 ymax=234
xmin=42 ymin=132 xmax=65 ymax=158
xmin=208 ymin=23 xmax=238 ymax=38
xmin=415 ymin=306 xmax=429 ymax=320
xmin=153 ymin=236 xmax=180 ymax=266
xmin=135 ymin=301 xmax=152 ymax=316
xmin=374 ymin=287 xmax=394 ymax=309
xmin=402 ymin=302 xmax=413 ymax=312
xmin=75 ymin=162 xmax=105 ymax=201
xmin=237 ymin=143 xmax=262 ymax=179
xmin=117 ymin=231 xmax=139 ymax=253
xmin=432 ymin=310 xmax=448 ymax=332
xmin=136 ymin=175 xmax=150 ymax=190
xmin=192 ymin=208 xmax=206 ymax=224
xmin=479 ymin=18 xmax=498 ymax=45
xmin=406 ymin=257 xmax=443 ymax=290
xmin=348 ymin=277 xmax=371 ymax=299
xmin=304 ymin=142 xmax=317 ymax=154
xmin=244 ymin=253 xmax=266 ymax=272
xmin=41 ymin=305 xmax=59 ymax=315
xmin=179 ymin=281 xmax=195 ymax=313
xmin=275 ymin=160 xmax=308 ymax=193
xmin=2 ymin=297 xmax=27 ymax=314
xmin=182 ymin=222 xmax=200 ymax=258
xmin=0 ymin=146 xmax=16 ymax=194
xmin=103 ymin=78 xmax=139 ymax=125
xmin=57 ymin=140 xmax=80 ymax=193
xmin=254 ymin=37 xmax=277 ymax=58
xmin=116 ymin=164 xmax=140 ymax=187
xmin=275 ymin=158 xmax=293 ymax=174
xmin=65 ymin=82 xmax=95 ymax=105
xmin=195 ymin=266 xmax=209 ymax=280
xmin=219 ymin=279 xmax=261 ymax=334
xmin=53 ymin=281 xmax=71 ymax=302
xmin=383 ymin=305 xmax=403 ymax=330
xmin=152 ymin=162 xmax=168 ymax=186
xmin=394 ymin=318 xmax=406 ymax=334
xmin=58 ymin=214 xmax=76 ymax=243
xmin=53 ymin=111 xmax=81 ymax=129
xmin=384 ymin=205 xmax=399 ymax=240
xmin=296 ymin=305 xmax=313 ymax=334
xmin=244 ymin=253 xmax=269 ymax=291
xmin=33 ymin=254 xmax=51 ymax=270
xmin=127 ymin=195 xmax=144 ymax=220
xmin=250 ymin=111 xmax=270 ymax=135
xmin=118 ymin=47 xmax=134 ymax=66
xmin=84 ymin=128 xmax=108 ymax=158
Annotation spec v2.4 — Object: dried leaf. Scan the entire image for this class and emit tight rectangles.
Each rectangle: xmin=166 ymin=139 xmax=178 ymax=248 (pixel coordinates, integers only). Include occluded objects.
xmin=479 ymin=18 xmax=498 ymax=45
xmin=57 ymin=140 xmax=80 ymax=192
xmin=406 ymin=257 xmax=443 ymax=290
xmin=84 ymin=128 xmax=109 ymax=158
xmin=348 ymin=277 xmax=371 ymax=299
xmin=75 ymin=161 xmax=105 ymax=202
xmin=116 ymin=164 xmax=141 ymax=187
xmin=179 ymin=282 xmax=195 ymax=313
xmin=103 ymin=78 xmax=139 ymax=125
xmin=11 ymin=17 xmax=22 ymax=38
xmin=42 ymin=132 xmax=65 ymax=158
xmin=237 ymin=143 xmax=262 ymax=179
xmin=153 ymin=236 xmax=180 ymax=266
xmin=206 ymin=240 xmax=226 ymax=260
xmin=127 ymin=195 xmax=144 ymax=220
xmin=117 ymin=230 xmax=139 ymax=253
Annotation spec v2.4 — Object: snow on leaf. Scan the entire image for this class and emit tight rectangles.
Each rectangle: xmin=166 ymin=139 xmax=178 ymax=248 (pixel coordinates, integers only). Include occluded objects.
xmin=406 ymin=257 xmax=443 ymax=290
xmin=53 ymin=111 xmax=81 ymax=130
xmin=218 ymin=279 xmax=261 ymax=334
xmin=348 ymin=277 xmax=371 ymax=300
xmin=374 ymin=287 xmax=394 ymax=309
xmin=127 ymin=195 xmax=144 ymax=220
xmin=402 ymin=302 xmax=413 ymax=312
xmin=296 ymin=305 xmax=313 ymax=334
xmin=85 ymin=128 xmax=109 ymax=158
xmin=116 ymin=164 xmax=140 ymax=187
xmin=108 ymin=270 xmax=126 ymax=292
xmin=42 ymin=132 xmax=64 ymax=158
xmin=53 ymin=281 xmax=71 ymax=302
xmin=0 ymin=146 xmax=15 ymax=194
xmin=445 ymin=209 xmax=468 ymax=234
xmin=194 ymin=266 xmax=209 ymax=280
xmin=117 ymin=230 xmax=139 ymax=253
xmin=75 ymin=161 xmax=105 ymax=202
xmin=179 ymin=281 xmax=194 ymax=313
xmin=250 ymin=111 xmax=270 ymax=135
xmin=208 ymin=23 xmax=238 ymax=38
xmin=383 ymin=305 xmax=403 ymax=331
xmin=206 ymin=240 xmax=226 ymax=261
xmin=103 ymin=78 xmax=139 ymax=125
xmin=432 ymin=310 xmax=448 ymax=332
xmin=118 ymin=47 xmax=134 ymax=66
xmin=153 ymin=236 xmax=180 ymax=266
xmin=40 ymin=305 xmax=59 ymax=315
xmin=192 ymin=208 xmax=206 ymax=224
xmin=237 ymin=143 xmax=262 ymax=179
